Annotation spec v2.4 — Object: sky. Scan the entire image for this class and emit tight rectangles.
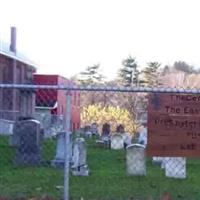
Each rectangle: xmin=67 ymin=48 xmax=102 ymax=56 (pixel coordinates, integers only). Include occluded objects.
xmin=0 ymin=0 xmax=200 ymax=80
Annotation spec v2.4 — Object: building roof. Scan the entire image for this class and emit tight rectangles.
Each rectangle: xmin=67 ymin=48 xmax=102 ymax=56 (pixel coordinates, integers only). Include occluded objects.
xmin=0 ymin=41 xmax=37 ymax=68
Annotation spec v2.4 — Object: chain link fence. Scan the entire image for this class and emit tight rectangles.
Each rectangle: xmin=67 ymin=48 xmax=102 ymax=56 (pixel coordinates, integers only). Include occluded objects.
xmin=0 ymin=84 xmax=200 ymax=200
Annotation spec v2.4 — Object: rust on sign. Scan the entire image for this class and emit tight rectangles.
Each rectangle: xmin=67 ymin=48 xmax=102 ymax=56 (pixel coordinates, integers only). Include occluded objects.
xmin=147 ymin=93 xmax=200 ymax=157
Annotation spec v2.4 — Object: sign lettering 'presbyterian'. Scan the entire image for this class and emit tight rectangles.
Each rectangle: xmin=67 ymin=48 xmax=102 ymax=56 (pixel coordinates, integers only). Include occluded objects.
xmin=147 ymin=93 xmax=200 ymax=157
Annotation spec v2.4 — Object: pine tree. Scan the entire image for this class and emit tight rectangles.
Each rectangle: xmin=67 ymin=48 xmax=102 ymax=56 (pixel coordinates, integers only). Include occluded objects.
xmin=78 ymin=64 xmax=105 ymax=105
xmin=118 ymin=56 xmax=140 ymax=87
xmin=117 ymin=56 xmax=145 ymax=122
xmin=78 ymin=64 xmax=104 ymax=86
xmin=142 ymin=62 xmax=161 ymax=87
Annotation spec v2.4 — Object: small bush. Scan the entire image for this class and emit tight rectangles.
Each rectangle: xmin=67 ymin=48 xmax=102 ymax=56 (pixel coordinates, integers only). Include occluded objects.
xmin=81 ymin=104 xmax=138 ymax=135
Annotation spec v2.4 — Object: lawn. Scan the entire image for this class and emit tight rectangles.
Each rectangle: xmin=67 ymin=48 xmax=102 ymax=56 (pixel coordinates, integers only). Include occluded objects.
xmin=0 ymin=136 xmax=200 ymax=200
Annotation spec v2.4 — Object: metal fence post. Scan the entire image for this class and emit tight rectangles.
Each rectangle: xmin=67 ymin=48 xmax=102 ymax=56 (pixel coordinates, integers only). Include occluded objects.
xmin=64 ymin=90 xmax=71 ymax=200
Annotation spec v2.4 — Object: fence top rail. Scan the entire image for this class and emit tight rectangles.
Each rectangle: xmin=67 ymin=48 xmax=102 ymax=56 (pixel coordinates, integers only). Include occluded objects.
xmin=0 ymin=83 xmax=200 ymax=94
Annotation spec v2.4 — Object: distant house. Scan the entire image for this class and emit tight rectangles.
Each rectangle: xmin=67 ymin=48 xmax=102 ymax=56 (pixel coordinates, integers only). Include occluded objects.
xmin=0 ymin=27 xmax=36 ymax=120
xmin=34 ymin=74 xmax=80 ymax=132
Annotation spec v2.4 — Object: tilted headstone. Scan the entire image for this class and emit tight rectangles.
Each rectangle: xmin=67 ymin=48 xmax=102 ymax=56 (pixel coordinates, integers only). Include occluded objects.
xmin=13 ymin=119 xmax=43 ymax=166
xmin=126 ymin=144 xmax=146 ymax=176
xmin=71 ymin=138 xmax=89 ymax=176
xmin=165 ymin=157 xmax=186 ymax=179
xmin=51 ymin=131 xmax=72 ymax=168
xmin=111 ymin=133 xmax=124 ymax=150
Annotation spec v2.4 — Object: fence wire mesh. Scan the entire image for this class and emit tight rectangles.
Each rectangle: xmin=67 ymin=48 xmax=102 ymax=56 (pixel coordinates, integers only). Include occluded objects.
xmin=0 ymin=84 xmax=200 ymax=200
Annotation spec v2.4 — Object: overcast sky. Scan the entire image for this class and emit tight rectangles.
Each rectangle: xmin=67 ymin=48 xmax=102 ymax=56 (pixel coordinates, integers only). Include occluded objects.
xmin=0 ymin=0 xmax=200 ymax=80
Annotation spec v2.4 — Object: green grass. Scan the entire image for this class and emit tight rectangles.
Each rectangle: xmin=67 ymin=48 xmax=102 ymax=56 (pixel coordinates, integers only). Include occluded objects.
xmin=1 ymin=136 xmax=200 ymax=199
xmin=0 ymin=136 xmax=63 ymax=198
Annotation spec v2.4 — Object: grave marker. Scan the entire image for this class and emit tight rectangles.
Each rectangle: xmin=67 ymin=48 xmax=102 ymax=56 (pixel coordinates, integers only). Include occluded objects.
xmin=71 ymin=138 xmax=89 ymax=176
xmin=13 ymin=119 xmax=43 ymax=166
xmin=126 ymin=144 xmax=146 ymax=176
xmin=51 ymin=131 xmax=73 ymax=168
xmin=111 ymin=133 xmax=124 ymax=150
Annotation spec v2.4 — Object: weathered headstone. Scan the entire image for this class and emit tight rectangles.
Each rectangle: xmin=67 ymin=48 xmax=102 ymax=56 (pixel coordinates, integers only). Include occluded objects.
xmin=51 ymin=131 xmax=72 ymax=168
xmin=13 ymin=119 xmax=43 ymax=166
xmin=101 ymin=123 xmax=110 ymax=138
xmin=91 ymin=122 xmax=99 ymax=136
xmin=111 ymin=133 xmax=124 ymax=150
xmin=138 ymin=125 xmax=147 ymax=146
xmin=165 ymin=157 xmax=186 ymax=179
xmin=152 ymin=157 xmax=167 ymax=169
xmin=101 ymin=135 xmax=110 ymax=142
xmin=126 ymin=144 xmax=146 ymax=176
xmin=121 ymin=133 xmax=132 ymax=147
xmin=0 ymin=119 xmax=14 ymax=135
xmin=84 ymin=125 xmax=92 ymax=138
xmin=10 ymin=120 xmax=20 ymax=147
xmin=96 ymin=139 xmax=110 ymax=148
xmin=161 ymin=157 xmax=169 ymax=169
xmin=76 ymin=128 xmax=85 ymax=137
xmin=71 ymin=138 xmax=89 ymax=176
xmin=152 ymin=157 xmax=163 ymax=164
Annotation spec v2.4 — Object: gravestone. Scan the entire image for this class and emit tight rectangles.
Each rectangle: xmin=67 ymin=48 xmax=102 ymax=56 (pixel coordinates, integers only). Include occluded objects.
xmin=111 ymin=133 xmax=124 ymax=150
xmin=160 ymin=157 xmax=171 ymax=169
xmin=13 ymin=119 xmax=43 ymax=166
xmin=10 ymin=120 xmax=21 ymax=147
xmin=91 ymin=122 xmax=99 ymax=136
xmin=71 ymin=138 xmax=89 ymax=176
xmin=96 ymin=139 xmax=110 ymax=148
xmin=0 ymin=119 xmax=14 ymax=135
xmin=75 ymin=128 xmax=84 ymax=138
xmin=152 ymin=157 xmax=163 ymax=164
xmin=121 ymin=133 xmax=132 ymax=147
xmin=138 ymin=126 xmax=147 ymax=146
xmin=51 ymin=131 xmax=72 ymax=168
xmin=126 ymin=144 xmax=146 ymax=176
xmin=101 ymin=123 xmax=110 ymax=140
xmin=101 ymin=135 xmax=110 ymax=142
xmin=165 ymin=157 xmax=186 ymax=179
xmin=84 ymin=125 xmax=92 ymax=138
xmin=152 ymin=157 xmax=166 ymax=169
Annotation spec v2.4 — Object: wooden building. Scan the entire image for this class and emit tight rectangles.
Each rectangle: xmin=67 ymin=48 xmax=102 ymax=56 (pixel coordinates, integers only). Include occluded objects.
xmin=0 ymin=27 xmax=36 ymax=120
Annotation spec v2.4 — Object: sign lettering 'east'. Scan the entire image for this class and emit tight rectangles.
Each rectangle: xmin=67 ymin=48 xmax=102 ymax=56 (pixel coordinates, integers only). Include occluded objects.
xmin=147 ymin=93 xmax=200 ymax=157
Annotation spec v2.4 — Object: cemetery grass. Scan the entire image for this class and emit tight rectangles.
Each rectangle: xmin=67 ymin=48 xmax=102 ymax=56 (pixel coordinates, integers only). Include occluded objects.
xmin=1 ymin=136 xmax=200 ymax=199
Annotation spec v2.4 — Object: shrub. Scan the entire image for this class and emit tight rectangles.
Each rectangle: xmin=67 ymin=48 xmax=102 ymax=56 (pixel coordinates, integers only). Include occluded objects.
xmin=81 ymin=104 xmax=138 ymax=135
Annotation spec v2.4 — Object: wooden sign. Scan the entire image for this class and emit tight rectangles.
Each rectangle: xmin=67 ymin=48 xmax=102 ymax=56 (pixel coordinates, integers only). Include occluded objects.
xmin=147 ymin=93 xmax=200 ymax=157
